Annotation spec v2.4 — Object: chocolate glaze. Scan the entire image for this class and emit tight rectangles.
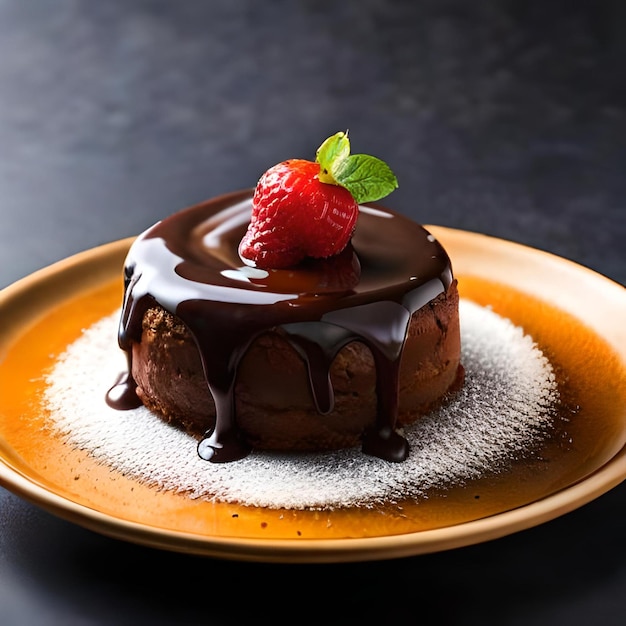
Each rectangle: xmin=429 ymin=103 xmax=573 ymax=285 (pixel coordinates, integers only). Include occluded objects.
xmin=107 ymin=190 xmax=454 ymax=463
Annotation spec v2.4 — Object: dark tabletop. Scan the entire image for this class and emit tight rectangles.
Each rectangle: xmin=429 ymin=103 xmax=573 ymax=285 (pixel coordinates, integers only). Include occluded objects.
xmin=1 ymin=1 xmax=625 ymax=624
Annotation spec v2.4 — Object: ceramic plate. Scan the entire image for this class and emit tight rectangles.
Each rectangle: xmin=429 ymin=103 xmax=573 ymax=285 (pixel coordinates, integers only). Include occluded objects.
xmin=1 ymin=226 xmax=625 ymax=563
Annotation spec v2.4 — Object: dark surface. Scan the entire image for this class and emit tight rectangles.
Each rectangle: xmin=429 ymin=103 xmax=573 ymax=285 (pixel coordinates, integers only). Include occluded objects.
xmin=1 ymin=1 xmax=625 ymax=624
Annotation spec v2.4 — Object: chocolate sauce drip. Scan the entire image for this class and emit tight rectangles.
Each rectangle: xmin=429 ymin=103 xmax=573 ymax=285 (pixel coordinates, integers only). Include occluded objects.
xmin=106 ymin=190 xmax=453 ymax=463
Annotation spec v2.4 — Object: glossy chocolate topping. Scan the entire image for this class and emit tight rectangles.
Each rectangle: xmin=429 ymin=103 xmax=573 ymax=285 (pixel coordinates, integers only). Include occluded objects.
xmin=106 ymin=190 xmax=454 ymax=463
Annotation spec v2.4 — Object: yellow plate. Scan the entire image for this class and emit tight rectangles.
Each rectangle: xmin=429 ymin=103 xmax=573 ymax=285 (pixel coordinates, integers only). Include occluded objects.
xmin=1 ymin=226 xmax=625 ymax=563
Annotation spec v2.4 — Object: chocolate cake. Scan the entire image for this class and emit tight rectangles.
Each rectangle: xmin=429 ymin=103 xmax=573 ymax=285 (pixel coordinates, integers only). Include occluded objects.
xmin=106 ymin=190 xmax=463 ymax=463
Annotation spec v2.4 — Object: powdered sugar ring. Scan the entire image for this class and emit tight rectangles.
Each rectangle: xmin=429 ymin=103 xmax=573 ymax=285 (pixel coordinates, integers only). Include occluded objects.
xmin=43 ymin=300 xmax=558 ymax=510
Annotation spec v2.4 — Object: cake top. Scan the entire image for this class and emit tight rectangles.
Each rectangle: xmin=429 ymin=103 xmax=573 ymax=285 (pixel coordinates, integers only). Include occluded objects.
xmin=125 ymin=192 xmax=452 ymax=310
xmin=239 ymin=131 xmax=398 ymax=269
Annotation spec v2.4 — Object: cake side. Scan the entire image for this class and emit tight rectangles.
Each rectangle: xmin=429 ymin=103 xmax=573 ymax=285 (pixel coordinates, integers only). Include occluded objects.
xmin=131 ymin=281 xmax=463 ymax=452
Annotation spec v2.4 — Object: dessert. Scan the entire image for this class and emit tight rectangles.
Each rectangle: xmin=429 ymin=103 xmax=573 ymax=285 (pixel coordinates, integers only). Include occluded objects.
xmin=106 ymin=133 xmax=463 ymax=463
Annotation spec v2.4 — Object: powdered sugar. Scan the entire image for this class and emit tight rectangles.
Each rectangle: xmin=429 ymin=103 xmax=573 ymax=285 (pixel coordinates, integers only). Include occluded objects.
xmin=43 ymin=300 xmax=558 ymax=510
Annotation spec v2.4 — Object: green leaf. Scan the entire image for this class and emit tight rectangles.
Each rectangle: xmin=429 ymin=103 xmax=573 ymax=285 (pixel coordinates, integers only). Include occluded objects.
xmin=314 ymin=131 xmax=398 ymax=203
xmin=316 ymin=131 xmax=350 ymax=184
xmin=332 ymin=154 xmax=399 ymax=204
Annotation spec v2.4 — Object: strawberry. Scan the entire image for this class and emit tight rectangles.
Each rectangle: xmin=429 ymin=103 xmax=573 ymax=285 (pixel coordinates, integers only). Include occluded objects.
xmin=239 ymin=159 xmax=358 ymax=268
xmin=239 ymin=132 xmax=398 ymax=269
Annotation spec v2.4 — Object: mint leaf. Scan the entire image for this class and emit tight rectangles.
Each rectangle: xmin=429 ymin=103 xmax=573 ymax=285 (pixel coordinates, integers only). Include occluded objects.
xmin=332 ymin=154 xmax=398 ymax=204
xmin=315 ymin=132 xmax=398 ymax=203
xmin=316 ymin=131 xmax=350 ymax=184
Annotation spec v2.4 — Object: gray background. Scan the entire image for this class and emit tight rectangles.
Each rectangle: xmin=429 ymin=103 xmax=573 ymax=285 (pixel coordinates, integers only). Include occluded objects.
xmin=1 ymin=1 xmax=625 ymax=624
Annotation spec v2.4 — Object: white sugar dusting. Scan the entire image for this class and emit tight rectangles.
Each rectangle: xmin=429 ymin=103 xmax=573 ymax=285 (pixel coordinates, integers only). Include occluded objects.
xmin=43 ymin=300 xmax=558 ymax=510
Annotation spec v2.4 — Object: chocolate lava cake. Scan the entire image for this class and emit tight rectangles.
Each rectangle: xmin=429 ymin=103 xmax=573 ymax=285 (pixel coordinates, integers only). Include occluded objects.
xmin=107 ymin=192 xmax=463 ymax=463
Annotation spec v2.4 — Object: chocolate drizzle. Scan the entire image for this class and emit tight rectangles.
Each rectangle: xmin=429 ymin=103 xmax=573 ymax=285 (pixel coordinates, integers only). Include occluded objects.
xmin=106 ymin=190 xmax=453 ymax=463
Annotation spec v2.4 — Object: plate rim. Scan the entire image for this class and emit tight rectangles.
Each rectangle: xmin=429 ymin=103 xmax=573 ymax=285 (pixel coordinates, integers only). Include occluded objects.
xmin=1 ymin=227 xmax=625 ymax=563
